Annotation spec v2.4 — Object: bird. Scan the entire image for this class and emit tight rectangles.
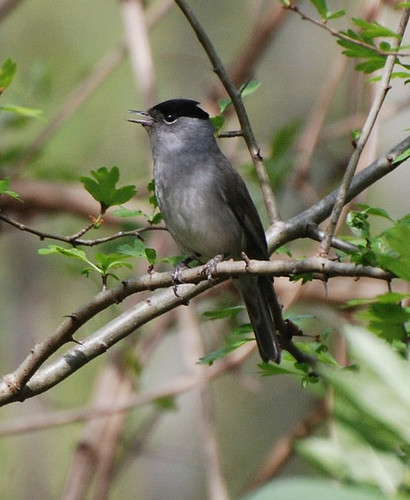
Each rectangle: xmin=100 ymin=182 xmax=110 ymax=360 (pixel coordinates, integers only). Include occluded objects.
xmin=129 ymin=98 xmax=281 ymax=363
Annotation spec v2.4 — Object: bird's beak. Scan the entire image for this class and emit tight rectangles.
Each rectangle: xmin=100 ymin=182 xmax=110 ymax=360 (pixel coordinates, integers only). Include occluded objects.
xmin=127 ymin=110 xmax=154 ymax=127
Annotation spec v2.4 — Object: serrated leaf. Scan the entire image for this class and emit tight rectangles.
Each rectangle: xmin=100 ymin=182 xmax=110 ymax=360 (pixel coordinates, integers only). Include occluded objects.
xmin=378 ymin=218 xmax=410 ymax=281
xmin=117 ymin=239 xmax=157 ymax=266
xmin=80 ymin=166 xmax=136 ymax=210
xmin=355 ymin=203 xmax=394 ymax=221
xmin=38 ymin=245 xmax=97 ymax=268
xmin=352 ymin=18 xmax=400 ymax=39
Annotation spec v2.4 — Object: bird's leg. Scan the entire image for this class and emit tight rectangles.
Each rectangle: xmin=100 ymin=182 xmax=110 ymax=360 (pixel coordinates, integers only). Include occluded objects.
xmin=171 ymin=255 xmax=199 ymax=297
xmin=202 ymin=254 xmax=224 ymax=280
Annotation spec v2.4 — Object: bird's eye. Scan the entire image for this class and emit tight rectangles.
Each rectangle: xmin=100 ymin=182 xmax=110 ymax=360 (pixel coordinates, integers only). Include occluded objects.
xmin=163 ymin=113 xmax=177 ymax=124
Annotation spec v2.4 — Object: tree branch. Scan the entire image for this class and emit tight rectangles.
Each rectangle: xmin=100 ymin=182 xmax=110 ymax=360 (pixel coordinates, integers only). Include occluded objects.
xmin=268 ymin=133 xmax=410 ymax=250
xmin=174 ymin=0 xmax=280 ymax=224
xmin=319 ymin=8 xmax=410 ymax=255
xmin=0 ymin=127 xmax=408 ymax=407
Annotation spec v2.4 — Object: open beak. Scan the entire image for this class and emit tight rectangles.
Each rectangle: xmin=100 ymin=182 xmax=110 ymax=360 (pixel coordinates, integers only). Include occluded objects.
xmin=127 ymin=110 xmax=153 ymax=127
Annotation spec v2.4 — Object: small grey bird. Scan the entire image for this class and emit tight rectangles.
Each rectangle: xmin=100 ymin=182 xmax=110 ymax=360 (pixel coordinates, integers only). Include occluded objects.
xmin=129 ymin=99 xmax=280 ymax=363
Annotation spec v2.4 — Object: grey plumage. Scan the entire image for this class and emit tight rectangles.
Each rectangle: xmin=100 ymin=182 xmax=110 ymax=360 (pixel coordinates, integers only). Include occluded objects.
xmin=129 ymin=99 xmax=281 ymax=363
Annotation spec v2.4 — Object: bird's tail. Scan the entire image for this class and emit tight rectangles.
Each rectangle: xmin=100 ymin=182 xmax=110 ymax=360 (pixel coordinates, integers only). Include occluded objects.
xmin=235 ymin=276 xmax=281 ymax=364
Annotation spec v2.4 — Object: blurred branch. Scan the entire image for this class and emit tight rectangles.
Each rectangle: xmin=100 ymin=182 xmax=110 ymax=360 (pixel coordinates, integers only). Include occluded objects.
xmin=119 ymin=0 xmax=157 ymax=107
xmin=175 ymin=0 xmax=280 ymax=224
xmin=245 ymin=400 xmax=329 ymax=492
xmin=0 ymin=344 xmax=254 ymax=436
xmin=207 ymin=2 xmax=291 ymax=102
xmin=14 ymin=44 xmax=127 ymax=169
xmin=61 ymin=360 xmax=135 ymax=500
xmin=13 ymin=0 xmax=173 ymax=169
xmin=0 ymin=0 xmax=24 ymax=21
xmin=179 ymin=306 xmax=229 ymax=500
xmin=319 ymin=8 xmax=410 ymax=256
xmin=290 ymin=55 xmax=348 ymax=205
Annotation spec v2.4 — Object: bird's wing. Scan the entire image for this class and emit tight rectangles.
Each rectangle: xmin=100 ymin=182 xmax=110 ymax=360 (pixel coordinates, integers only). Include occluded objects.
xmin=217 ymin=157 xmax=269 ymax=261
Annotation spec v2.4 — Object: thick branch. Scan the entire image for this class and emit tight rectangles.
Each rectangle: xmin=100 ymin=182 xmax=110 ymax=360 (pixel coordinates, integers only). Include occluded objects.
xmin=268 ymin=134 xmax=410 ymax=250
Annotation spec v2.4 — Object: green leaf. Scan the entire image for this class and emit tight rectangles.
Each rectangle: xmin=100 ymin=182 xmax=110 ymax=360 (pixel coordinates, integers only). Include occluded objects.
xmin=218 ymin=97 xmax=231 ymax=114
xmin=298 ymin=327 xmax=410 ymax=496
xmin=355 ymin=203 xmax=394 ymax=221
xmin=94 ymin=252 xmax=133 ymax=274
xmin=38 ymin=245 xmax=98 ymax=269
xmin=117 ymin=239 xmax=158 ymax=266
xmin=0 ymin=58 xmax=16 ymax=90
xmin=80 ymin=166 xmax=136 ymax=210
xmin=378 ymin=217 xmax=410 ymax=281
xmin=0 ymin=178 xmax=21 ymax=201
xmin=0 ymin=104 xmax=44 ymax=119
xmin=327 ymin=10 xmax=345 ymax=21
xmin=355 ymin=293 xmax=410 ymax=341
xmin=218 ymin=80 xmax=261 ymax=113
xmin=352 ymin=18 xmax=400 ymax=40
xmin=309 ymin=0 xmax=329 ymax=20
xmin=112 ymin=207 xmax=143 ymax=218
xmin=202 ymin=305 xmax=244 ymax=320
xmin=198 ymin=338 xmax=251 ymax=365
xmin=243 ymin=477 xmax=384 ymax=500
xmin=210 ymin=114 xmax=225 ymax=132
xmin=392 ymin=148 xmax=410 ymax=165
xmin=240 ymin=80 xmax=261 ymax=98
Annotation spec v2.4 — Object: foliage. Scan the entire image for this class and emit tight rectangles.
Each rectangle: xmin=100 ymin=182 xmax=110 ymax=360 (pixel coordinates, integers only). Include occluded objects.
xmin=79 ymin=166 xmax=136 ymax=213
xmin=297 ymin=327 xmax=410 ymax=497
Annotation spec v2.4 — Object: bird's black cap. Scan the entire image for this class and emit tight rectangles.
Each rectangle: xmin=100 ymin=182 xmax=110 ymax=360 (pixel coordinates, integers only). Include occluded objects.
xmin=150 ymin=99 xmax=209 ymax=120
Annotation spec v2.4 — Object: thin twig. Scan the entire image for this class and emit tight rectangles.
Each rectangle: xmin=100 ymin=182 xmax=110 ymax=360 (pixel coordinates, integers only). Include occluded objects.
xmin=288 ymin=3 xmax=410 ymax=57
xmin=319 ymin=8 xmax=410 ymax=256
xmin=0 ymin=212 xmax=165 ymax=246
xmin=175 ymin=0 xmax=280 ymax=224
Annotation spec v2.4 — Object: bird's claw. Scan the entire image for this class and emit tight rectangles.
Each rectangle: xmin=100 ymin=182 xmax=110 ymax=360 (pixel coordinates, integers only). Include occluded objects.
xmin=202 ymin=254 xmax=224 ymax=280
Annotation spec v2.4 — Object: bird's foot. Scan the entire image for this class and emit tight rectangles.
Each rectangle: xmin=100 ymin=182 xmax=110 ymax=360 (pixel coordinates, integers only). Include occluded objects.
xmin=172 ymin=257 xmax=196 ymax=297
xmin=202 ymin=254 xmax=224 ymax=280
